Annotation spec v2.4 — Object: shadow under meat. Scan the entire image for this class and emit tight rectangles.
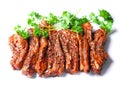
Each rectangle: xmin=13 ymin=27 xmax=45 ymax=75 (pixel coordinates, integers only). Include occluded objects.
xmin=101 ymin=29 xmax=117 ymax=75
xmin=31 ymin=73 xmax=37 ymax=79
xmin=89 ymin=29 xmax=116 ymax=76
xmin=60 ymin=71 xmax=68 ymax=77
xmin=100 ymin=29 xmax=116 ymax=75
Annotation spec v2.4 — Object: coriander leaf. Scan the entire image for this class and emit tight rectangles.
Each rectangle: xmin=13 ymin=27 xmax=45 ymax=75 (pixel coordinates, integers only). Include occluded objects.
xmin=28 ymin=11 xmax=43 ymax=26
xmin=71 ymin=25 xmax=83 ymax=34
xmin=47 ymin=13 xmax=59 ymax=24
xmin=27 ymin=11 xmax=49 ymax=38
xmin=89 ymin=12 xmax=95 ymax=19
xmin=27 ymin=18 xmax=36 ymax=26
xmin=14 ymin=25 xmax=30 ymax=39
xmin=33 ymin=25 xmax=42 ymax=37
xmin=100 ymin=21 xmax=113 ymax=33
xmin=89 ymin=12 xmax=96 ymax=22
xmin=70 ymin=16 xmax=88 ymax=34
xmin=60 ymin=19 xmax=70 ymax=29
xmin=14 ymin=24 xmax=21 ymax=31
xmin=71 ymin=20 xmax=83 ymax=34
xmin=29 ymin=11 xmax=43 ymax=19
xmin=99 ymin=9 xmax=113 ymax=22
xmin=99 ymin=9 xmax=114 ymax=33
xmin=60 ymin=11 xmax=74 ymax=29
xmin=59 ymin=11 xmax=85 ymax=33
xmin=89 ymin=10 xmax=114 ymax=33
xmin=89 ymin=12 xmax=100 ymax=24
xmin=18 ymin=30 xmax=30 ymax=39
xmin=79 ymin=16 xmax=89 ymax=25
xmin=42 ymin=30 xmax=48 ymax=38
xmin=62 ymin=11 xmax=73 ymax=19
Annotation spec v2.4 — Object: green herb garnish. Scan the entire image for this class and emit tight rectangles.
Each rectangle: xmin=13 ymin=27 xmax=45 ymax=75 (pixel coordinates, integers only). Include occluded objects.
xmin=47 ymin=13 xmax=59 ymax=25
xmin=14 ymin=9 xmax=113 ymax=39
xmin=56 ymin=11 xmax=84 ymax=34
xmin=89 ymin=9 xmax=114 ymax=33
xmin=14 ymin=25 xmax=30 ymax=39
xmin=27 ymin=11 xmax=48 ymax=37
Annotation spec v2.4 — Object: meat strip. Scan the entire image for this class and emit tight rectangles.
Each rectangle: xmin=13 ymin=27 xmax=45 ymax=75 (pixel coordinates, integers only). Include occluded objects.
xmin=35 ymin=37 xmax=48 ymax=75
xmin=79 ymin=22 xmax=92 ymax=73
xmin=78 ymin=35 xmax=89 ymax=73
xmin=59 ymin=30 xmax=79 ymax=74
xmin=22 ymin=28 xmax=39 ymax=77
xmin=39 ymin=19 xmax=49 ymax=29
xmin=9 ymin=34 xmax=28 ymax=70
xmin=82 ymin=22 xmax=93 ymax=43
xmin=90 ymin=29 xmax=108 ymax=74
xmin=42 ymin=31 xmax=65 ymax=77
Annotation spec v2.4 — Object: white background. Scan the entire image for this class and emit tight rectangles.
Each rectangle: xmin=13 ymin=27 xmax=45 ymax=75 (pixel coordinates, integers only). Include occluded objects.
xmin=0 ymin=0 xmax=120 ymax=90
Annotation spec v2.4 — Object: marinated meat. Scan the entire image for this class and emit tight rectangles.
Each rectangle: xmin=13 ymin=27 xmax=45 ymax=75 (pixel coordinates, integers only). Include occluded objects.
xmin=78 ymin=22 xmax=92 ymax=73
xmin=39 ymin=19 xmax=49 ymax=29
xmin=35 ymin=37 xmax=48 ymax=75
xmin=90 ymin=29 xmax=108 ymax=74
xmin=82 ymin=22 xmax=93 ymax=43
xmin=9 ymin=26 xmax=109 ymax=77
xmin=78 ymin=35 xmax=89 ymax=73
xmin=22 ymin=29 xmax=39 ymax=77
xmin=9 ymin=34 xmax=28 ymax=70
xmin=42 ymin=31 xmax=65 ymax=77
xmin=59 ymin=30 xmax=79 ymax=74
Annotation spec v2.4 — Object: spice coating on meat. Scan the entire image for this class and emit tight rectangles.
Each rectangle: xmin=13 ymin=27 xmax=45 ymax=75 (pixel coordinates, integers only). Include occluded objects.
xmin=59 ymin=30 xmax=79 ymax=74
xmin=9 ymin=27 xmax=109 ymax=77
xmin=42 ymin=31 xmax=65 ymax=77
xmin=90 ymin=29 xmax=108 ymax=74
xmin=78 ymin=35 xmax=89 ymax=73
xmin=35 ymin=37 xmax=48 ymax=75
xmin=78 ymin=22 xmax=92 ymax=73
xmin=82 ymin=22 xmax=93 ymax=43
xmin=9 ymin=34 xmax=28 ymax=70
xmin=39 ymin=19 xmax=49 ymax=29
xmin=22 ymin=29 xmax=39 ymax=77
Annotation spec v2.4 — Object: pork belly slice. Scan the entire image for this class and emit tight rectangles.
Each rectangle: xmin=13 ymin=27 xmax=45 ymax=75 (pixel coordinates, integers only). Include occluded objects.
xmin=22 ymin=29 xmax=39 ymax=77
xmin=59 ymin=30 xmax=79 ymax=74
xmin=35 ymin=37 xmax=48 ymax=75
xmin=9 ymin=34 xmax=28 ymax=70
xmin=42 ymin=31 xmax=65 ymax=77
xmin=78 ymin=35 xmax=89 ymax=73
xmin=90 ymin=29 xmax=108 ymax=74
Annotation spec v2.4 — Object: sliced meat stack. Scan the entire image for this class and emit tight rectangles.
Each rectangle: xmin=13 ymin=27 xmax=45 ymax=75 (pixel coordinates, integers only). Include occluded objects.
xmin=9 ymin=23 xmax=109 ymax=77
